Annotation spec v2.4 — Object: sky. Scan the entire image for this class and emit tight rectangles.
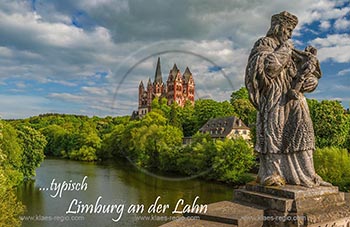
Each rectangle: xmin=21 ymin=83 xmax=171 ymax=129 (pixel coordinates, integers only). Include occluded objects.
xmin=0 ymin=0 xmax=349 ymax=119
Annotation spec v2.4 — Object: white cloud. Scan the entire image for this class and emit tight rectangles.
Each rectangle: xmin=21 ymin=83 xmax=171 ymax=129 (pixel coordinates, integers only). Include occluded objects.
xmin=81 ymin=86 xmax=109 ymax=96
xmin=0 ymin=0 xmax=349 ymax=117
xmin=0 ymin=46 xmax=13 ymax=57
xmin=0 ymin=10 xmax=113 ymax=49
xmin=0 ymin=95 xmax=50 ymax=119
xmin=319 ymin=20 xmax=331 ymax=30
xmin=15 ymin=82 xmax=27 ymax=89
xmin=318 ymin=46 xmax=350 ymax=63
xmin=338 ymin=68 xmax=350 ymax=76
xmin=45 ymin=79 xmax=78 ymax=87
xmin=310 ymin=34 xmax=350 ymax=63
xmin=299 ymin=1 xmax=350 ymax=24
xmin=29 ymin=0 xmax=348 ymax=46
xmin=334 ymin=17 xmax=350 ymax=31
xmin=48 ymin=93 xmax=84 ymax=102
xmin=309 ymin=34 xmax=349 ymax=47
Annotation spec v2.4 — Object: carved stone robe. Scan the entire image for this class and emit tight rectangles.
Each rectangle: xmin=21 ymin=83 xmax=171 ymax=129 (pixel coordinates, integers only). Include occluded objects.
xmin=245 ymin=36 xmax=322 ymax=187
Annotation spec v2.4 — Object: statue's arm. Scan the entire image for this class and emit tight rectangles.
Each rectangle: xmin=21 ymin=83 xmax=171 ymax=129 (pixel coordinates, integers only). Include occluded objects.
xmin=263 ymin=41 xmax=293 ymax=78
xmin=302 ymin=76 xmax=319 ymax=93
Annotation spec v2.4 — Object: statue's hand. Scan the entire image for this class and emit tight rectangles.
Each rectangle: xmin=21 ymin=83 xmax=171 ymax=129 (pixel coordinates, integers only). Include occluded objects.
xmin=302 ymin=76 xmax=318 ymax=93
xmin=284 ymin=40 xmax=294 ymax=49
xmin=280 ymin=41 xmax=293 ymax=55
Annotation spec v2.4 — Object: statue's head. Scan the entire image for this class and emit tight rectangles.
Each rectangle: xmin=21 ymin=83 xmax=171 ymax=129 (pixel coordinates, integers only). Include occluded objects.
xmin=267 ymin=11 xmax=298 ymax=43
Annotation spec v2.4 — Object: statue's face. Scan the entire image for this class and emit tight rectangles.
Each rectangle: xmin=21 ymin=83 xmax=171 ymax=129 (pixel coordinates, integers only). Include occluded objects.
xmin=278 ymin=24 xmax=294 ymax=43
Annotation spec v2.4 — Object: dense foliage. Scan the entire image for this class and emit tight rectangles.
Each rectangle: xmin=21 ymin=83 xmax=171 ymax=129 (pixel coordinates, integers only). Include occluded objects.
xmin=176 ymin=133 xmax=255 ymax=183
xmin=0 ymin=121 xmax=47 ymax=226
xmin=17 ymin=126 xmax=47 ymax=179
xmin=307 ymin=99 xmax=350 ymax=149
xmin=9 ymin=114 xmax=115 ymax=162
xmin=2 ymin=95 xmax=251 ymax=184
xmin=98 ymin=100 xmax=255 ymax=184
xmin=314 ymin=147 xmax=350 ymax=191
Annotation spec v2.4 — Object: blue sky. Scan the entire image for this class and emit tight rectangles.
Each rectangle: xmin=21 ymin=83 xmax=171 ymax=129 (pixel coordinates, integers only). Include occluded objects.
xmin=0 ymin=0 xmax=349 ymax=119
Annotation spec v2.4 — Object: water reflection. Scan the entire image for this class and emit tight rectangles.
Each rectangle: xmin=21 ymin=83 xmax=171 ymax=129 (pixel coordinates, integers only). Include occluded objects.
xmin=17 ymin=180 xmax=45 ymax=227
xmin=17 ymin=158 xmax=232 ymax=227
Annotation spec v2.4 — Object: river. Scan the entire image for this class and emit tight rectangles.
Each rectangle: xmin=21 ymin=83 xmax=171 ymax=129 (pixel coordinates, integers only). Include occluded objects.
xmin=17 ymin=158 xmax=233 ymax=227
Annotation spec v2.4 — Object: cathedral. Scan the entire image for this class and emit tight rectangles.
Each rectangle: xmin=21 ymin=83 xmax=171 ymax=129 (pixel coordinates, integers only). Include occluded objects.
xmin=137 ymin=57 xmax=195 ymax=118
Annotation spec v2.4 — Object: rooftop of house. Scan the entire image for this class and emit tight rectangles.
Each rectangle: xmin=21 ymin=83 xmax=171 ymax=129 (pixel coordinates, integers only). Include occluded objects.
xmin=199 ymin=116 xmax=250 ymax=138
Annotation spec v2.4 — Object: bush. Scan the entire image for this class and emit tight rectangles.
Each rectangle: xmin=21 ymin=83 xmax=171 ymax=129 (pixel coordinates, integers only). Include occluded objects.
xmin=69 ymin=146 xmax=98 ymax=162
xmin=176 ymin=134 xmax=214 ymax=176
xmin=16 ymin=125 xmax=47 ymax=179
xmin=0 ymin=121 xmax=25 ymax=226
xmin=210 ymin=138 xmax=256 ymax=184
xmin=177 ymin=135 xmax=256 ymax=184
xmin=314 ymin=147 xmax=350 ymax=191
xmin=309 ymin=100 xmax=350 ymax=148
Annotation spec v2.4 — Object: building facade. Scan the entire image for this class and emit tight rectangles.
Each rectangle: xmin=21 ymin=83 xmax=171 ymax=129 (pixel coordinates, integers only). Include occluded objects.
xmin=198 ymin=116 xmax=251 ymax=140
xmin=138 ymin=57 xmax=195 ymax=117
xmin=183 ymin=116 xmax=251 ymax=144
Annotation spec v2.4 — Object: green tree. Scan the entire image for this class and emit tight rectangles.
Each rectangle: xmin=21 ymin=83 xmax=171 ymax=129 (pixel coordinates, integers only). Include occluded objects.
xmin=159 ymin=97 xmax=171 ymax=118
xmin=140 ymin=111 xmax=167 ymax=127
xmin=310 ymin=100 xmax=350 ymax=148
xmin=127 ymin=110 xmax=183 ymax=169
xmin=231 ymin=99 xmax=256 ymax=126
xmin=69 ymin=145 xmax=98 ymax=162
xmin=17 ymin=126 xmax=47 ymax=179
xmin=230 ymin=87 xmax=249 ymax=102
xmin=156 ymin=125 xmax=183 ymax=172
xmin=306 ymin=98 xmax=319 ymax=120
xmin=8 ymin=113 xmax=130 ymax=162
xmin=98 ymin=124 xmax=126 ymax=160
xmin=0 ymin=121 xmax=25 ymax=227
xmin=1 ymin=122 xmax=23 ymax=185
xmin=41 ymin=124 xmax=67 ymax=156
xmin=314 ymin=147 xmax=350 ymax=191
xmin=179 ymin=101 xmax=196 ymax=137
xmin=169 ymin=103 xmax=182 ymax=129
xmin=177 ymin=135 xmax=255 ymax=184
xmin=176 ymin=132 xmax=215 ymax=176
xmin=230 ymin=87 xmax=256 ymax=126
xmin=94 ymin=116 xmax=116 ymax=138
xmin=210 ymin=138 xmax=255 ymax=184
xmin=194 ymin=99 xmax=235 ymax=132
xmin=67 ymin=122 xmax=101 ymax=161
xmin=151 ymin=97 xmax=161 ymax=110
xmin=118 ymin=120 xmax=141 ymax=160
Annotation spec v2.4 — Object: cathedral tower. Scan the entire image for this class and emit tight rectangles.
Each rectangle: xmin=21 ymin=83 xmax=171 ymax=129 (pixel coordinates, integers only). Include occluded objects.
xmin=137 ymin=57 xmax=195 ymax=117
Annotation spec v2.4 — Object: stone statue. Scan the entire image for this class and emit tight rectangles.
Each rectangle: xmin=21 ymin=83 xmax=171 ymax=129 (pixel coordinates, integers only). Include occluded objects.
xmin=245 ymin=11 xmax=331 ymax=187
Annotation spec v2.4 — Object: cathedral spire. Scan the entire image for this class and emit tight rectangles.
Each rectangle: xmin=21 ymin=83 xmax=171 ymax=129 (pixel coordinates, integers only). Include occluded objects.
xmin=154 ymin=57 xmax=163 ymax=84
xmin=172 ymin=63 xmax=178 ymax=72
xmin=139 ymin=80 xmax=144 ymax=88
xmin=183 ymin=66 xmax=192 ymax=82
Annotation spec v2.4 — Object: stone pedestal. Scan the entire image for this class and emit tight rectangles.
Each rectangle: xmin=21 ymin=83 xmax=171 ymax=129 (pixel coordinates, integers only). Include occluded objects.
xmin=160 ymin=184 xmax=350 ymax=227
xmin=160 ymin=201 xmax=264 ymax=227
xmin=234 ymin=182 xmax=350 ymax=227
